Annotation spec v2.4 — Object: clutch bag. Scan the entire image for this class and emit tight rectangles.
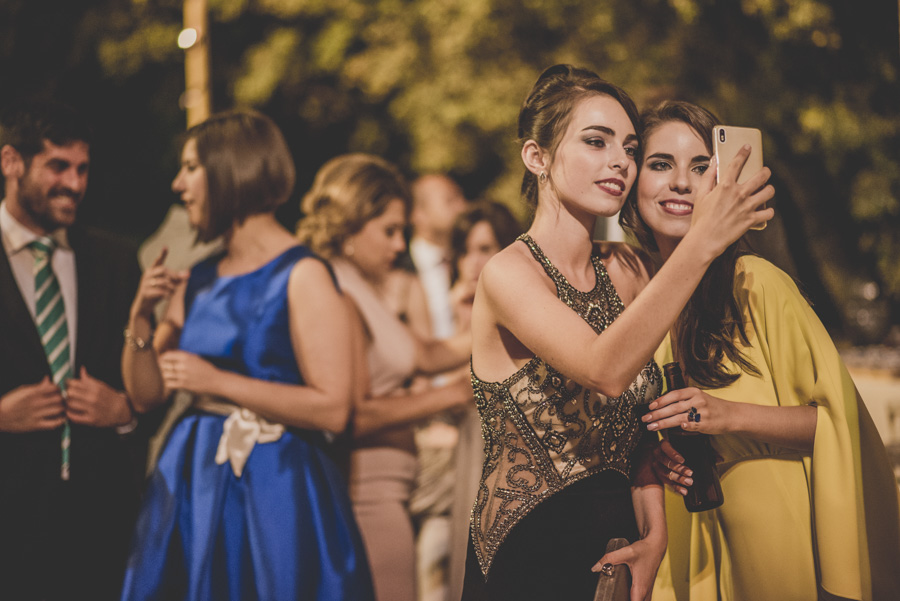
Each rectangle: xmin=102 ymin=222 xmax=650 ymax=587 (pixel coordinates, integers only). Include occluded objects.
xmin=593 ymin=538 xmax=631 ymax=601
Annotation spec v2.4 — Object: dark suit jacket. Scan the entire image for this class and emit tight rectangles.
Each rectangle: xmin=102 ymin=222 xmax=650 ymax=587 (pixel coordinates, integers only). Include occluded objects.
xmin=0 ymin=226 xmax=149 ymax=601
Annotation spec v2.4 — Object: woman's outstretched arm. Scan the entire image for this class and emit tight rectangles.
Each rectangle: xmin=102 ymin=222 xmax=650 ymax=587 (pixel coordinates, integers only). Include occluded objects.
xmin=476 ymin=148 xmax=774 ymax=397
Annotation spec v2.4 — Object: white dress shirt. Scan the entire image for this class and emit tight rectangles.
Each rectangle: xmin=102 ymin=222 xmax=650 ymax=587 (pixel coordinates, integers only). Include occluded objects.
xmin=409 ymin=236 xmax=455 ymax=340
xmin=0 ymin=200 xmax=78 ymax=364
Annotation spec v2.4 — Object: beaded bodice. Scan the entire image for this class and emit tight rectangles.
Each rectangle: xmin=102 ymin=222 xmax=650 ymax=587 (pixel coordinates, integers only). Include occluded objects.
xmin=469 ymin=234 xmax=662 ymax=577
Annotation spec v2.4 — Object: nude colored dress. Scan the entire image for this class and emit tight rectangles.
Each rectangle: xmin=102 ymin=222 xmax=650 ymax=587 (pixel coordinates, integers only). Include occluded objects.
xmin=332 ymin=259 xmax=419 ymax=601
xmin=652 ymin=256 xmax=900 ymax=601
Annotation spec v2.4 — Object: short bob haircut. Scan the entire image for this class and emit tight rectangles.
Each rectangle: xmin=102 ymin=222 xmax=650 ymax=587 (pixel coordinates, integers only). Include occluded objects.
xmin=517 ymin=64 xmax=640 ymax=209
xmin=186 ymin=110 xmax=295 ymax=243
xmin=296 ymin=153 xmax=411 ymax=259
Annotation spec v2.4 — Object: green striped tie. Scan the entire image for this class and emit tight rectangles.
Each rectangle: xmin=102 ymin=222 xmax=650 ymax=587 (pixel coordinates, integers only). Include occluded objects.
xmin=30 ymin=237 xmax=72 ymax=481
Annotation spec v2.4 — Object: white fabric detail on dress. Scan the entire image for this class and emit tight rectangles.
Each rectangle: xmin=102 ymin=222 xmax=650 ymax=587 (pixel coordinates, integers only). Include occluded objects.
xmin=193 ymin=394 xmax=284 ymax=477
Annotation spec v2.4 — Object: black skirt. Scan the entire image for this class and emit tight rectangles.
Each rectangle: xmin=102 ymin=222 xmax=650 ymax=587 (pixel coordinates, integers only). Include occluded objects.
xmin=460 ymin=470 xmax=639 ymax=601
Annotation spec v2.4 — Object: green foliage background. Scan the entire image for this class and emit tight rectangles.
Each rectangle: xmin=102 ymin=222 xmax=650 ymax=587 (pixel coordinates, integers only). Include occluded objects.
xmin=1 ymin=0 xmax=898 ymax=341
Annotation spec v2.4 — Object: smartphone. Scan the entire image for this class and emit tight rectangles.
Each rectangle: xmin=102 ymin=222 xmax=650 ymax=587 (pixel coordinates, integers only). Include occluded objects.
xmin=713 ymin=125 xmax=766 ymax=230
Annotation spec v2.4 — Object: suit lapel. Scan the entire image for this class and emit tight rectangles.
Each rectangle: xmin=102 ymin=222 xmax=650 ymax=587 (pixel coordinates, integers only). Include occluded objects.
xmin=69 ymin=227 xmax=93 ymax=372
xmin=0 ymin=241 xmax=48 ymax=368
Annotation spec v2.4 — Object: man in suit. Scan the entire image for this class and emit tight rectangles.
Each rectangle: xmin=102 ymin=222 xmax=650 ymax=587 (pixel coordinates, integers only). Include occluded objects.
xmin=0 ymin=100 xmax=147 ymax=600
xmin=408 ymin=173 xmax=468 ymax=340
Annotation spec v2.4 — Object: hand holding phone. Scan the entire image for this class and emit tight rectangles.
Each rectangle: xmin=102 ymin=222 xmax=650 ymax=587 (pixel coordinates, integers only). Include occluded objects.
xmin=713 ymin=125 xmax=767 ymax=230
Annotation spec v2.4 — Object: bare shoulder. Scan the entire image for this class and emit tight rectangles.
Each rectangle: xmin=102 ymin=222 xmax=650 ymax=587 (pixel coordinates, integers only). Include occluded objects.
xmin=288 ymin=256 xmax=340 ymax=301
xmin=594 ymin=241 xmax=654 ymax=304
xmin=479 ymin=240 xmax=554 ymax=300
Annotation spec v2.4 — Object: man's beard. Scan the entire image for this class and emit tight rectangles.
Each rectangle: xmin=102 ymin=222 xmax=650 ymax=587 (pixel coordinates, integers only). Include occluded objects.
xmin=17 ymin=175 xmax=81 ymax=232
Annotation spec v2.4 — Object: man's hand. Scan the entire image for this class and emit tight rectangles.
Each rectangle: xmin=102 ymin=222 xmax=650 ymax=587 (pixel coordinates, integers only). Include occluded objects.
xmin=66 ymin=366 xmax=133 ymax=427
xmin=0 ymin=377 xmax=66 ymax=432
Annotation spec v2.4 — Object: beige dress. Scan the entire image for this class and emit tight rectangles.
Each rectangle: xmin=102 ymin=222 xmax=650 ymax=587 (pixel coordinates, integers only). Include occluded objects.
xmin=332 ymin=259 xmax=419 ymax=601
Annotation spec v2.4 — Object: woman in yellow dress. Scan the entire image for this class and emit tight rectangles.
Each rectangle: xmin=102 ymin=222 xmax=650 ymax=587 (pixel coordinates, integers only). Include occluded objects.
xmin=621 ymin=100 xmax=900 ymax=600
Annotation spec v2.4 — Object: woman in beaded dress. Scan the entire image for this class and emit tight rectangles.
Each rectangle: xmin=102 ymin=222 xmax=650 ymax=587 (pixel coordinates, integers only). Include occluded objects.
xmin=624 ymin=100 xmax=900 ymax=600
xmin=120 ymin=111 xmax=374 ymax=601
xmin=459 ymin=65 xmax=774 ymax=601
xmin=297 ymin=153 xmax=473 ymax=601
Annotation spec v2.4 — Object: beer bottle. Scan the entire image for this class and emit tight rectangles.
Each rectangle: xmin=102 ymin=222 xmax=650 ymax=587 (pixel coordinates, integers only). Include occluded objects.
xmin=662 ymin=362 xmax=724 ymax=512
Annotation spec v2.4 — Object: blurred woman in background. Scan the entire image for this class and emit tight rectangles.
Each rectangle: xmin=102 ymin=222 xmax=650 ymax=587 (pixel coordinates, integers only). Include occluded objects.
xmin=297 ymin=153 xmax=472 ymax=601
xmin=120 ymin=110 xmax=373 ymax=601
xmin=447 ymin=202 xmax=522 ymax=334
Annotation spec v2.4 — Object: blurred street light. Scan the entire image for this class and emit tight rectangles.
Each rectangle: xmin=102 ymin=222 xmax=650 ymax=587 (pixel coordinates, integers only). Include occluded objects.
xmin=177 ymin=28 xmax=199 ymax=50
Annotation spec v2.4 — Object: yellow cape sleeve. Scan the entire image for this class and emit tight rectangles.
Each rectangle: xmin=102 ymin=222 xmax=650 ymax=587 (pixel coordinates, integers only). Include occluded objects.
xmin=652 ymin=338 xmax=720 ymax=601
xmin=740 ymin=256 xmax=900 ymax=600
xmin=651 ymin=257 xmax=900 ymax=601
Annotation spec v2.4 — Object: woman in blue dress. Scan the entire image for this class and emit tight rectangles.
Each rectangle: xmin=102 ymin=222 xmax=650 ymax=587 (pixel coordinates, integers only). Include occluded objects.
xmin=120 ymin=110 xmax=374 ymax=601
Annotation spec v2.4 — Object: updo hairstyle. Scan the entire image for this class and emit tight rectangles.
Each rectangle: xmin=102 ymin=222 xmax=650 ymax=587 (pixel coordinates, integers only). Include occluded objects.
xmin=297 ymin=153 xmax=411 ymax=258
xmin=517 ymin=64 xmax=640 ymax=208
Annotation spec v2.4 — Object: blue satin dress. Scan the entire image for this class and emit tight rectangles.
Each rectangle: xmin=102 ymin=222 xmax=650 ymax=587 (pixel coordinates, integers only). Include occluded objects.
xmin=120 ymin=246 xmax=374 ymax=601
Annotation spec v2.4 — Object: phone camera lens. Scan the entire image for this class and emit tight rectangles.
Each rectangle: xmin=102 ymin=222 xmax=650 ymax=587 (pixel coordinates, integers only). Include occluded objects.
xmin=718 ymin=129 xmax=726 ymax=143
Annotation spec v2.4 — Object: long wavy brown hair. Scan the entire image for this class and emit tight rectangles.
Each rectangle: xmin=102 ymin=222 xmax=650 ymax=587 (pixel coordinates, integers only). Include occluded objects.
xmin=620 ymin=100 xmax=759 ymax=388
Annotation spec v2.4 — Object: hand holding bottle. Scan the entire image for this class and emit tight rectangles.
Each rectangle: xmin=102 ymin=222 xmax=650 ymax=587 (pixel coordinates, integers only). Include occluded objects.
xmin=642 ymin=386 xmax=735 ymax=436
xmin=647 ymin=363 xmax=724 ymax=512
